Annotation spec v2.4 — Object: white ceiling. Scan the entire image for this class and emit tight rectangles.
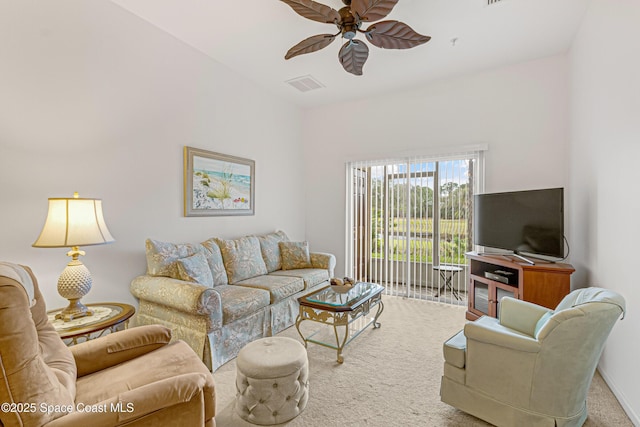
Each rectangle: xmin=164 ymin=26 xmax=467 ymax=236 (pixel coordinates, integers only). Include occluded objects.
xmin=110 ymin=0 xmax=590 ymax=109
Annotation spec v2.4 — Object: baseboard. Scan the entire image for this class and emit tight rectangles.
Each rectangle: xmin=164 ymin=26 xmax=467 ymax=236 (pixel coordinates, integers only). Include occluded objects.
xmin=597 ymin=366 xmax=640 ymax=426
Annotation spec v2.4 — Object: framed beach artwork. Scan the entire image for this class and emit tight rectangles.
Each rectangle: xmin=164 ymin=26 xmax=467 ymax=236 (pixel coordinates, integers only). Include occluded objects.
xmin=184 ymin=146 xmax=255 ymax=216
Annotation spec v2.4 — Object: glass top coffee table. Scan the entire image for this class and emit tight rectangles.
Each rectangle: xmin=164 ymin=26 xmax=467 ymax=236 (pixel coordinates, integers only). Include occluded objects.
xmin=295 ymin=282 xmax=384 ymax=363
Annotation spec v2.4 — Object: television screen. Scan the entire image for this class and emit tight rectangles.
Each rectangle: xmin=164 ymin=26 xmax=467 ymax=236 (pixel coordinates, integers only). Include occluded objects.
xmin=473 ymin=188 xmax=564 ymax=258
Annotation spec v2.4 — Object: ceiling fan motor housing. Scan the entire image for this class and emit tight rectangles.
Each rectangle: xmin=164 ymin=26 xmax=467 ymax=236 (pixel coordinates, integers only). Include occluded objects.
xmin=338 ymin=6 xmax=359 ymax=39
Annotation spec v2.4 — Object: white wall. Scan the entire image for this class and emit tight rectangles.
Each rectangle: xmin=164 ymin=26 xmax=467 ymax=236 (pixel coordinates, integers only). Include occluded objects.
xmin=569 ymin=0 xmax=640 ymax=423
xmin=303 ymin=55 xmax=570 ymax=277
xmin=0 ymin=1 xmax=306 ymax=307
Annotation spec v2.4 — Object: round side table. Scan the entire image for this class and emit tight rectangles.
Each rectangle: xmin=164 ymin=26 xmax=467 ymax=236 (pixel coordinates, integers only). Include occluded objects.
xmin=47 ymin=302 xmax=135 ymax=345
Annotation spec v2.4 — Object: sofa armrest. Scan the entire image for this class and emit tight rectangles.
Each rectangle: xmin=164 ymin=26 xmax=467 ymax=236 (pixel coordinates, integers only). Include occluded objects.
xmin=45 ymin=372 xmax=213 ymax=426
xmin=464 ymin=317 xmax=541 ymax=353
xmin=130 ymin=275 xmax=222 ymax=318
xmin=499 ymin=297 xmax=552 ymax=337
xmin=310 ymin=252 xmax=336 ymax=277
xmin=71 ymin=325 xmax=171 ymax=377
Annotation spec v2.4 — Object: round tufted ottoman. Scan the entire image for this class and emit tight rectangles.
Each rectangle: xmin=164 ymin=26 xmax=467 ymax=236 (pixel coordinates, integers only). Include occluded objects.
xmin=235 ymin=337 xmax=309 ymax=425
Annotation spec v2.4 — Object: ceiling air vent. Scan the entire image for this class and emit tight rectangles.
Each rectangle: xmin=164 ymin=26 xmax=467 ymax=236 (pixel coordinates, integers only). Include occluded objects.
xmin=285 ymin=75 xmax=325 ymax=93
xmin=487 ymin=0 xmax=503 ymax=4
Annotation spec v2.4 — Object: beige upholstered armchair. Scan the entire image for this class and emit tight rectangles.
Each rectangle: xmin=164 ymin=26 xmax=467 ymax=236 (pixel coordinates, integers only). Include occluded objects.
xmin=0 ymin=263 xmax=216 ymax=427
xmin=441 ymin=287 xmax=625 ymax=427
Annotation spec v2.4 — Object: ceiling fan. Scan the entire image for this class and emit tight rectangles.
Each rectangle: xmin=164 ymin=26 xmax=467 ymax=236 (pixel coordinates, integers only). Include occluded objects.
xmin=279 ymin=0 xmax=431 ymax=76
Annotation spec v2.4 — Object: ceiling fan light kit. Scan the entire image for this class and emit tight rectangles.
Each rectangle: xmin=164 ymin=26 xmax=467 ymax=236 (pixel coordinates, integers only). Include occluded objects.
xmin=280 ymin=0 xmax=431 ymax=76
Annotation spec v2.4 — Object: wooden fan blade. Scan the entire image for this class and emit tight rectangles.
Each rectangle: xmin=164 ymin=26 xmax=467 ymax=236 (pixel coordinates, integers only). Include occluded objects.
xmin=351 ymin=0 xmax=399 ymax=22
xmin=285 ymin=34 xmax=337 ymax=60
xmin=279 ymin=0 xmax=341 ymax=24
xmin=365 ymin=20 xmax=431 ymax=49
xmin=338 ymin=40 xmax=369 ymax=76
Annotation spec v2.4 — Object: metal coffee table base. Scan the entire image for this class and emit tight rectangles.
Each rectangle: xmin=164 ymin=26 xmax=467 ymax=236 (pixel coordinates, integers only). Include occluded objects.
xmin=295 ymin=293 xmax=384 ymax=363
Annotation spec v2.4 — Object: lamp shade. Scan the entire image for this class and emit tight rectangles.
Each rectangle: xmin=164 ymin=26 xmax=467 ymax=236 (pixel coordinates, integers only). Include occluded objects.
xmin=33 ymin=196 xmax=115 ymax=248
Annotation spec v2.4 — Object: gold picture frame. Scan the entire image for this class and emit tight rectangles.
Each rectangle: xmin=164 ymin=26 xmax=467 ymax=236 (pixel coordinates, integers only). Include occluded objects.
xmin=184 ymin=146 xmax=255 ymax=216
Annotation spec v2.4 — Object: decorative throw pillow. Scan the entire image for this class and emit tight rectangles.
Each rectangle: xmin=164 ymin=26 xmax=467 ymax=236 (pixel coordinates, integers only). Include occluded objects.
xmin=257 ymin=230 xmax=289 ymax=272
xmin=145 ymin=238 xmax=204 ymax=278
xmin=176 ymin=252 xmax=214 ymax=287
xmin=280 ymin=241 xmax=312 ymax=270
xmin=201 ymin=238 xmax=230 ymax=286
xmin=215 ymin=236 xmax=268 ymax=284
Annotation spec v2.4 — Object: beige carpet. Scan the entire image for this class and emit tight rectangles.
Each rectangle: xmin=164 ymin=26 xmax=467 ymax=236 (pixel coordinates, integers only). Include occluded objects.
xmin=213 ymin=296 xmax=631 ymax=427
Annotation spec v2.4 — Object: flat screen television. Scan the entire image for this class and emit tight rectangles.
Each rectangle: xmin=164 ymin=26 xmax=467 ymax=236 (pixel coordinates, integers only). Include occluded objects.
xmin=474 ymin=188 xmax=565 ymax=260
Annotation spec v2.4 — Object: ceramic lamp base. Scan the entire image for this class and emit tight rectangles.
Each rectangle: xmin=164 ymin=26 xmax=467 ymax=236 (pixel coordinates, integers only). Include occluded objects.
xmin=56 ymin=259 xmax=94 ymax=322
xmin=55 ymin=299 xmax=94 ymax=321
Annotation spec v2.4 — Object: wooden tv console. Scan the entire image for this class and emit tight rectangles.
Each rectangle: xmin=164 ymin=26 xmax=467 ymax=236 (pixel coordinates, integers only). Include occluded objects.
xmin=466 ymin=252 xmax=575 ymax=321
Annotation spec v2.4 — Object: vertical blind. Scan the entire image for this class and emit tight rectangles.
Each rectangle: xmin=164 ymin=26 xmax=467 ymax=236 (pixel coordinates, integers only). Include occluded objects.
xmin=345 ymin=147 xmax=485 ymax=305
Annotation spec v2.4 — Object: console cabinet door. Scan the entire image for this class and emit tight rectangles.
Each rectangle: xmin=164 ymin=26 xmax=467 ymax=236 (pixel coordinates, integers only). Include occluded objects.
xmin=494 ymin=282 xmax=519 ymax=318
xmin=470 ymin=278 xmax=490 ymax=317
xmin=469 ymin=276 xmax=518 ymax=318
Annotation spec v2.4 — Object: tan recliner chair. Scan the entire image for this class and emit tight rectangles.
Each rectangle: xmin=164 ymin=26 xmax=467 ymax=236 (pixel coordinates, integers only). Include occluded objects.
xmin=0 ymin=263 xmax=216 ymax=427
xmin=441 ymin=287 xmax=625 ymax=427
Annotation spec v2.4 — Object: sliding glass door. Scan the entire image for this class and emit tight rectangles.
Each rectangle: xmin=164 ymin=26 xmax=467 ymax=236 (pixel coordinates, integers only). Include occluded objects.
xmin=346 ymin=150 xmax=484 ymax=304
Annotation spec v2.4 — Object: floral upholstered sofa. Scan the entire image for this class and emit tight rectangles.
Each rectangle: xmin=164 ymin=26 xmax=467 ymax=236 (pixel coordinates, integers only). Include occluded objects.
xmin=129 ymin=231 xmax=335 ymax=371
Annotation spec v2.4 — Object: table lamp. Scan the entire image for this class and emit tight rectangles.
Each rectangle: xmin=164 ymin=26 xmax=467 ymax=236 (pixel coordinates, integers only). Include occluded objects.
xmin=33 ymin=192 xmax=114 ymax=321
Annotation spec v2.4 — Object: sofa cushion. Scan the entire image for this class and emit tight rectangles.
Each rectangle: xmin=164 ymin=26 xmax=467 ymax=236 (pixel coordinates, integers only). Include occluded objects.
xmin=215 ymin=284 xmax=271 ymax=324
xmin=176 ymin=252 xmax=214 ymax=287
xmin=256 ymin=231 xmax=289 ymax=273
xmin=234 ymin=274 xmax=304 ymax=304
xmin=201 ymin=238 xmax=230 ymax=286
xmin=216 ymin=236 xmax=268 ymax=284
xmin=269 ymin=268 xmax=329 ymax=290
xmin=145 ymin=238 xmax=204 ymax=278
xmin=279 ymin=241 xmax=312 ymax=270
